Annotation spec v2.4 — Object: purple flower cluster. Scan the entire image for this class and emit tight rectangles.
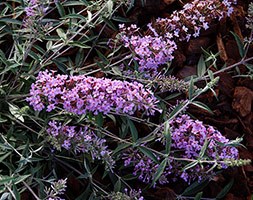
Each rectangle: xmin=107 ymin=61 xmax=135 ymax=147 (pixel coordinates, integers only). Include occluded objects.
xmin=26 ymin=70 xmax=159 ymax=115
xmin=161 ymin=114 xmax=238 ymax=161
xmin=119 ymin=24 xmax=177 ymax=77
xmin=118 ymin=0 xmax=237 ymax=76
xmin=47 ymin=121 xmax=114 ymax=169
xmin=154 ymin=0 xmax=236 ymax=41
xmin=24 ymin=0 xmax=48 ymax=27
xmin=123 ymin=148 xmax=172 ymax=185
xmin=123 ymin=114 xmax=239 ymax=184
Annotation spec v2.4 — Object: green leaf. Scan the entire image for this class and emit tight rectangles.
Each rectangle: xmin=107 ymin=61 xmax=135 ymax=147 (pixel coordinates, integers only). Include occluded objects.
xmin=191 ymin=101 xmax=214 ymax=114
xmin=95 ymin=113 xmax=103 ymax=127
xmin=181 ymin=179 xmax=210 ymax=196
xmin=114 ymin=179 xmax=121 ymax=192
xmin=0 ymin=152 xmax=11 ymax=162
xmin=111 ymin=66 xmax=122 ymax=76
xmin=199 ymin=138 xmax=210 ymax=158
xmin=12 ymin=184 xmax=20 ymax=200
xmin=127 ymin=118 xmax=138 ymax=142
xmin=244 ymin=63 xmax=253 ymax=72
xmin=68 ymin=41 xmax=91 ymax=49
xmin=197 ymin=55 xmax=206 ymax=77
xmin=167 ymin=101 xmax=186 ymax=121
xmin=164 ymin=93 xmax=181 ymax=101
xmin=56 ymin=28 xmax=67 ymax=41
xmin=102 ymin=17 xmax=117 ymax=31
xmin=63 ymin=1 xmax=88 ymax=6
xmin=0 ymin=18 xmax=22 ymax=25
xmin=136 ymin=133 xmax=156 ymax=144
xmin=152 ymin=158 xmax=168 ymax=186
xmin=112 ymin=16 xmax=131 ymax=23
xmin=61 ymin=14 xmax=87 ymax=21
xmin=188 ymin=76 xmax=195 ymax=99
xmin=0 ymin=63 xmax=20 ymax=75
xmin=95 ymin=49 xmax=108 ymax=64
xmin=75 ymin=48 xmax=85 ymax=67
xmin=112 ymin=143 xmax=131 ymax=156
xmin=28 ymin=50 xmax=41 ymax=60
xmin=138 ymin=146 xmax=159 ymax=164
xmin=55 ymin=1 xmax=66 ymax=17
xmin=0 ymin=175 xmax=30 ymax=185
xmin=0 ymin=192 xmax=10 ymax=200
xmin=207 ymin=69 xmax=214 ymax=81
xmin=194 ymin=192 xmax=203 ymax=200
xmin=0 ymin=117 xmax=8 ymax=124
xmin=0 ymin=49 xmax=8 ymax=65
xmin=46 ymin=41 xmax=53 ymax=51
xmin=216 ymin=179 xmax=234 ymax=199
xmin=87 ymin=10 xmax=92 ymax=22
xmin=231 ymin=32 xmax=245 ymax=58
xmin=183 ymin=160 xmax=199 ymax=171
xmin=106 ymin=0 xmax=113 ymax=15
xmin=163 ymin=121 xmax=171 ymax=155
xmin=8 ymin=103 xmax=24 ymax=122
xmin=76 ymin=184 xmax=92 ymax=200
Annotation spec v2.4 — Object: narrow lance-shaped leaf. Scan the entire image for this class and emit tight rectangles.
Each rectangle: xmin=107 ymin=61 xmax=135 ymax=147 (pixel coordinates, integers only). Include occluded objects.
xmin=136 ymin=133 xmax=156 ymax=144
xmin=127 ymin=118 xmax=138 ymax=142
xmin=191 ymin=101 xmax=214 ymax=114
xmin=183 ymin=160 xmax=199 ymax=171
xmin=138 ymin=146 xmax=159 ymax=164
xmin=163 ymin=121 xmax=171 ymax=155
xmin=231 ymin=31 xmax=245 ymax=58
xmin=112 ymin=143 xmax=131 ymax=156
xmin=197 ymin=55 xmax=206 ymax=77
xmin=188 ymin=76 xmax=195 ymax=100
xmin=152 ymin=158 xmax=168 ymax=186
xmin=12 ymin=183 xmax=20 ymax=200
xmin=55 ymin=1 xmax=66 ymax=17
xmin=199 ymin=138 xmax=211 ymax=158
xmin=95 ymin=113 xmax=104 ymax=127
xmin=216 ymin=179 xmax=234 ymax=199
xmin=181 ymin=179 xmax=210 ymax=196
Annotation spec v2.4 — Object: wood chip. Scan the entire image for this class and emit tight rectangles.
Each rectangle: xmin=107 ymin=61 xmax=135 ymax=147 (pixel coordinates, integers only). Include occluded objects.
xmin=232 ymin=87 xmax=253 ymax=117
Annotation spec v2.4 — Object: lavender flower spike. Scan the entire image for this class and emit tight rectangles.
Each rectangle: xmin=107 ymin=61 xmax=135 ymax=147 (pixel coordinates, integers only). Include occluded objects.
xmin=47 ymin=121 xmax=115 ymax=170
xmin=26 ymin=70 xmax=160 ymax=116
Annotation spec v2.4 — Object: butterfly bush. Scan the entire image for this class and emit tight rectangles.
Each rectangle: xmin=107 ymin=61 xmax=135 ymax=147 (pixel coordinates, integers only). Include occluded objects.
xmin=118 ymin=0 xmax=237 ymax=77
xmin=26 ymin=70 xmax=159 ymax=115
xmin=47 ymin=121 xmax=115 ymax=170
xmin=123 ymin=114 xmax=239 ymax=184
